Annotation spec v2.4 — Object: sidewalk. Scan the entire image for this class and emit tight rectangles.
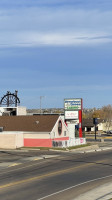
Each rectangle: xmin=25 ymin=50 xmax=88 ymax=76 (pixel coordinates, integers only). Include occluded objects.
xmin=75 ymin=181 xmax=112 ymax=200
xmin=70 ymin=142 xmax=112 ymax=153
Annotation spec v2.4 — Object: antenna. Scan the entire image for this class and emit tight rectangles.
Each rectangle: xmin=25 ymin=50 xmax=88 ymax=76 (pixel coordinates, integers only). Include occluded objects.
xmin=40 ymin=96 xmax=45 ymax=114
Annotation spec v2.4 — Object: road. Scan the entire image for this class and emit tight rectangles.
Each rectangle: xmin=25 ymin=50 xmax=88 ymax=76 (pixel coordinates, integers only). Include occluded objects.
xmin=86 ymin=133 xmax=112 ymax=142
xmin=0 ymin=149 xmax=112 ymax=199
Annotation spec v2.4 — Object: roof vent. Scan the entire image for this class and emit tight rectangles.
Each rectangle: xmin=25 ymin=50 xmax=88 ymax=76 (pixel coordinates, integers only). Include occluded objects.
xmin=36 ymin=121 xmax=39 ymax=124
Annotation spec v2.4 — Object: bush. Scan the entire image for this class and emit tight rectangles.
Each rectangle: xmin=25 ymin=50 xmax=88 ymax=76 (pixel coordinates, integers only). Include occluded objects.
xmin=82 ymin=131 xmax=85 ymax=137
xmin=75 ymin=130 xmax=79 ymax=138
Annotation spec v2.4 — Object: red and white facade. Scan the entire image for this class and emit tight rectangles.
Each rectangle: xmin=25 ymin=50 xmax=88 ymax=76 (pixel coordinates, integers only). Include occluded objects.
xmin=24 ymin=114 xmax=86 ymax=148
xmin=24 ymin=116 xmax=70 ymax=148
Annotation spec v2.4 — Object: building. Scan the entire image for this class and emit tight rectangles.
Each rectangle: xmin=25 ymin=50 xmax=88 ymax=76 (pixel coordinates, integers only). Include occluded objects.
xmin=0 ymin=106 xmax=26 ymax=116
xmin=82 ymin=118 xmax=104 ymax=132
xmin=0 ymin=115 xmax=86 ymax=149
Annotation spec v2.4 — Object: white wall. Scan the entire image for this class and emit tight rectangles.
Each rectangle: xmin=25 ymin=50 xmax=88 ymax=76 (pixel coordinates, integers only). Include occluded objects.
xmin=67 ymin=123 xmax=75 ymax=138
xmin=69 ymin=138 xmax=86 ymax=146
xmin=17 ymin=107 xmax=27 ymax=115
xmin=24 ymin=132 xmax=50 ymax=139
xmin=0 ymin=107 xmax=5 ymax=115
xmin=50 ymin=116 xmax=69 ymax=139
xmin=0 ymin=133 xmax=23 ymax=149
xmin=65 ymin=120 xmax=79 ymax=139
xmin=98 ymin=122 xmax=112 ymax=132
xmin=98 ymin=123 xmax=103 ymax=131
xmin=16 ymin=133 xmax=24 ymax=148
xmin=91 ymin=127 xmax=95 ymax=131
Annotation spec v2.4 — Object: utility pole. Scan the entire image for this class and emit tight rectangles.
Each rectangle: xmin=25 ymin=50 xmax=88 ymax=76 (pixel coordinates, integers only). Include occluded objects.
xmin=40 ymin=96 xmax=44 ymax=114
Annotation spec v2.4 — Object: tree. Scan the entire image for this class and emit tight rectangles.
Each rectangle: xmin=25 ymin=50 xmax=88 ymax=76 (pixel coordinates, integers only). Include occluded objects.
xmin=82 ymin=112 xmax=87 ymax=119
xmin=101 ymin=105 xmax=112 ymax=131
xmin=92 ymin=110 xmax=102 ymax=119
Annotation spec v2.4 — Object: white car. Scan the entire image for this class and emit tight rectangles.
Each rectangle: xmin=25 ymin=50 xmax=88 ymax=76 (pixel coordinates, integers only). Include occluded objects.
xmin=107 ymin=130 xmax=112 ymax=135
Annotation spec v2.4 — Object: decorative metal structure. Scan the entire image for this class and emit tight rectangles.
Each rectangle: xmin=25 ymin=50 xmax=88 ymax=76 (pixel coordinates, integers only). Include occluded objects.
xmin=0 ymin=90 xmax=20 ymax=107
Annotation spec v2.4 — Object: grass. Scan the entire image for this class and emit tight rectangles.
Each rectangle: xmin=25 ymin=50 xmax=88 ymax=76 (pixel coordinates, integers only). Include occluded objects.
xmin=21 ymin=144 xmax=91 ymax=151
xmin=67 ymin=144 xmax=90 ymax=150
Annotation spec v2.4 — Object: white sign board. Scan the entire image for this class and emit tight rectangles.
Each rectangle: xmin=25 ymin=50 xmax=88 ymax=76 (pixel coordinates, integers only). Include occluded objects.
xmin=64 ymin=99 xmax=82 ymax=110
xmin=65 ymin=111 xmax=78 ymax=119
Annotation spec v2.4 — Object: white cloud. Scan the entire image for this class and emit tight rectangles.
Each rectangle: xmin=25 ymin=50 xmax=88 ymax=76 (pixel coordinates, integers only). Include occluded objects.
xmin=0 ymin=31 xmax=112 ymax=47
xmin=0 ymin=7 xmax=112 ymax=47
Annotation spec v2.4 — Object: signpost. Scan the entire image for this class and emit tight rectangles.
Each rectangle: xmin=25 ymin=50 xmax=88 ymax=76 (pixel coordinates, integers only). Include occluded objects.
xmin=64 ymin=98 xmax=83 ymax=138
xmin=93 ymin=118 xmax=98 ymax=140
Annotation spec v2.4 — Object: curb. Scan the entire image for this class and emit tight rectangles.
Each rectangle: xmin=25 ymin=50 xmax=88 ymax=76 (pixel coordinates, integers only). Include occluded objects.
xmin=84 ymin=147 xmax=112 ymax=153
xmin=70 ymin=146 xmax=112 ymax=154
xmin=1 ymin=145 xmax=112 ymax=154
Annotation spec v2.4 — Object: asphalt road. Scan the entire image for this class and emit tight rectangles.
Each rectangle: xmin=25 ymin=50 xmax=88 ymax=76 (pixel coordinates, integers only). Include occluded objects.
xmin=86 ymin=133 xmax=112 ymax=142
xmin=0 ymin=150 xmax=112 ymax=199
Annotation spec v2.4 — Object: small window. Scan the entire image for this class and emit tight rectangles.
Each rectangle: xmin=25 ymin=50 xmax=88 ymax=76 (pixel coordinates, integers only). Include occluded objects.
xmin=64 ymin=131 xmax=66 ymax=136
xmin=58 ymin=120 xmax=62 ymax=135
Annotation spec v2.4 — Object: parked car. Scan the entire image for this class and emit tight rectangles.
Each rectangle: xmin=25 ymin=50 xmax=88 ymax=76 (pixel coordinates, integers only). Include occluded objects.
xmin=107 ymin=130 xmax=112 ymax=135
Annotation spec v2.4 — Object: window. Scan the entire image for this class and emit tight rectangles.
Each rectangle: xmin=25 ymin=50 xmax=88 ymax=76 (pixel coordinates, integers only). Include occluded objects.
xmin=58 ymin=120 xmax=62 ymax=135
xmin=64 ymin=131 xmax=66 ymax=136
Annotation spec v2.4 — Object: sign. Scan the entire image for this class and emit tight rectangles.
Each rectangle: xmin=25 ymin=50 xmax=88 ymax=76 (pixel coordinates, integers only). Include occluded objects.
xmin=65 ymin=110 xmax=78 ymax=120
xmin=93 ymin=118 xmax=98 ymax=125
xmin=64 ymin=98 xmax=82 ymax=110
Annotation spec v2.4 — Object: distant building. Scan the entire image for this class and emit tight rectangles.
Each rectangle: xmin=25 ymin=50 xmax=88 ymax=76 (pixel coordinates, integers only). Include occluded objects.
xmin=82 ymin=118 xmax=104 ymax=132
xmin=0 ymin=106 xmax=26 ymax=116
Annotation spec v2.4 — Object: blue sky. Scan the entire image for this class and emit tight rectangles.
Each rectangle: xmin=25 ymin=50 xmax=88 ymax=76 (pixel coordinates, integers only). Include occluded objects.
xmin=0 ymin=0 xmax=112 ymax=109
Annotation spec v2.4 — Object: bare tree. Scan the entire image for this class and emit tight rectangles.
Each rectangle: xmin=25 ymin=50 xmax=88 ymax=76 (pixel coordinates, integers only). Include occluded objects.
xmin=102 ymin=105 xmax=112 ymax=131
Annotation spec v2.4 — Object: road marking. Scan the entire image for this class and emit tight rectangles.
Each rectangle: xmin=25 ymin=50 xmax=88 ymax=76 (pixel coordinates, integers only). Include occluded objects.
xmin=34 ymin=158 xmax=42 ymax=161
xmin=0 ymin=159 xmax=109 ymax=190
xmin=0 ymin=159 xmax=47 ymax=175
xmin=0 ymin=155 xmax=109 ymax=177
xmin=0 ymin=155 xmax=59 ymax=175
xmin=0 ymin=162 xmax=96 ymax=190
xmin=8 ymin=163 xmax=21 ymax=167
xmin=37 ymin=174 xmax=112 ymax=200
